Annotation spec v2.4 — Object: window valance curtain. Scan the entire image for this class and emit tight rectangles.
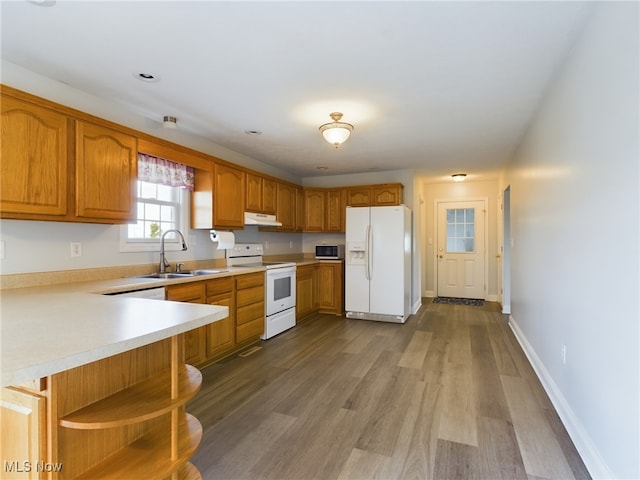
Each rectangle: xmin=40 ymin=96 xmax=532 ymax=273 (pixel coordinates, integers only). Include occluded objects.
xmin=137 ymin=153 xmax=195 ymax=191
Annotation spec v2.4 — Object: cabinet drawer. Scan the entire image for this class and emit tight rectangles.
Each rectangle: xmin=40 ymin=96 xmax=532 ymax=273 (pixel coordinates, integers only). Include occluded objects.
xmin=206 ymin=277 xmax=233 ymax=297
xmin=236 ymin=301 xmax=264 ymax=326
xmin=236 ymin=272 xmax=264 ymax=289
xmin=166 ymin=282 xmax=205 ymax=303
xmin=237 ymin=285 xmax=264 ymax=307
xmin=236 ymin=317 xmax=264 ymax=343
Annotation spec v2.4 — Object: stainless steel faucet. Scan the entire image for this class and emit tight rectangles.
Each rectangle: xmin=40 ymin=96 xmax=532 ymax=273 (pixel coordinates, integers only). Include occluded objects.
xmin=159 ymin=229 xmax=188 ymax=273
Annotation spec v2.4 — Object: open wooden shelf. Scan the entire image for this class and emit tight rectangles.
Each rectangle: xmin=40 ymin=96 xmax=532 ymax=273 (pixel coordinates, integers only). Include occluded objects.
xmin=59 ymin=364 xmax=202 ymax=429
xmin=177 ymin=462 xmax=203 ymax=480
xmin=75 ymin=413 xmax=202 ymax=480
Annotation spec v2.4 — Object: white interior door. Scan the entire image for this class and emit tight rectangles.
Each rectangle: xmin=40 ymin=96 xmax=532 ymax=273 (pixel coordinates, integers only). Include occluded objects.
xmin=436 ymin=200 xmax=486 ymax=299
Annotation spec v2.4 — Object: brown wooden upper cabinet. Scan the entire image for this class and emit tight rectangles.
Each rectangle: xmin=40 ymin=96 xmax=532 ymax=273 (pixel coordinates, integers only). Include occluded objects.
xmin=213 ymin=163 xmax=245 ymax=229
xmin=295 ymin=186 xmax=305 ymax=232
xmin=1 ymin=94 xmax=69 ymax=217
xmin=275 ymin=182 xmax=297 ymax=231
xmin=245 ymin=172 xmax=276 ymax=215
xmin=303 ymin=187 xmax=347 ymax=233
xmin=0 ymin=88 xmax=137 ymax=224
xmin=326 ymin=188 xmax=347 ymax=232
xmin=303 ymin=189 xmax=326 ymax=232
xmin=75 ymin=120 xmax=137 ymax=222
xmin=346 ymin=183 xmax=403 ymax=207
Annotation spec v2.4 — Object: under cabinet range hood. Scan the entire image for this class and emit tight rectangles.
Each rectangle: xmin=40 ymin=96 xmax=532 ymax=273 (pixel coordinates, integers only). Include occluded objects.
xmin=244 ymin=212 xmax=282 ymax=227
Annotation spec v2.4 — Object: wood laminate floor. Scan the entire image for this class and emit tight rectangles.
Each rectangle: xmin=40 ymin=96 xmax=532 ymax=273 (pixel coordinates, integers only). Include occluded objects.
xmin=188 ymin=299 xmax=591 ymax=480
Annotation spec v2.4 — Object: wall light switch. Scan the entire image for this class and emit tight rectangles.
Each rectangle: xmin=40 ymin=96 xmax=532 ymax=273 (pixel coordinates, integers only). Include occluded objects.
xmin=70 ymin=242 xmax=82 ymax=257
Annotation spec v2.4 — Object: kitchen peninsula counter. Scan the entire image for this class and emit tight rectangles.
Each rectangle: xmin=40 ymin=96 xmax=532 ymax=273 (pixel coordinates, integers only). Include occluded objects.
xmin=0 ymin=272 xmax=249 ymax=480
xmin=0 ymin=270 xmax=251 ymax=387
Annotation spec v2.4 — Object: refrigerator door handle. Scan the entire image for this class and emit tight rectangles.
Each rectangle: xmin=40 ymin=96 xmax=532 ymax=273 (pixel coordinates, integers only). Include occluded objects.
xmin=366 ymin=224 xmax=372 ymax=280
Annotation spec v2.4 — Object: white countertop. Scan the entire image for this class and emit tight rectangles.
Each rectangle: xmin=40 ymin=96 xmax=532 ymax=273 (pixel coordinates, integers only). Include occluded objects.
xmin=0 ymin=270 xmax=270 ymax=387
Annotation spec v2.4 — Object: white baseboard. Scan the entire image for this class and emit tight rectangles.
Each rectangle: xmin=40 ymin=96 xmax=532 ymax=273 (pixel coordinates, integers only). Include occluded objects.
xmin=486 ymin=294 xmax=497 ymax=302
xmin=412 ymin=298 xmax=422 ymax=314
xmin=501 ymin=303 xmax=511 ymax=314
xmin=424 ymin=290 xmax=436 ymax=298
xmin=508 ymin=315 xmax=614 ymax=480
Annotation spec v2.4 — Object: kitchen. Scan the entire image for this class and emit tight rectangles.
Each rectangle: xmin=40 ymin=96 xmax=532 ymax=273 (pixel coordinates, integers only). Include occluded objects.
xmin=1 ymin=2 xmax=639 ymax=480
xmin=0 ymin=81 xmax=417 ymax=479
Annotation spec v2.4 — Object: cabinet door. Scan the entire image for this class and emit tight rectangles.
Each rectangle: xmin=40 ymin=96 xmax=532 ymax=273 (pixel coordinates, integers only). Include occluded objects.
xmin=1 ymin=387 xmax=47 ymax=480
xmin=317 ymin=262 xmax=344 ymax=315
xmin=275 ymin=182 xmax=296 ymax=231
xmin=214 ymin=163 xmax=245 ymax=228
xmin=296 ymin=265 xmax=316 ymax=320
xmin=326 ymin=189 xmax=346 ymax=232
xmin=295 ymin=186 xmax=304 ymax=232
xmin=75 ymin=121 xmax=137 ymax=221
xmin=166 ymin=283 xmax=206 ymax=366
xmin=304 ymin=189 xmax=325 ymax=232
xmin=262 ymin=177 xmax=277 ymax=215
xmin=347 ymin=187 xmax=371 ymax=207
xmin=1 ymin=95 xmax=68 ymax=217
xmin=206 ymin=292 xmax=235 ymax=358
xmin=245 ymin=172 xmax=263 ymax=212
xmin=372 ymin=184 xmax=403 ymax=206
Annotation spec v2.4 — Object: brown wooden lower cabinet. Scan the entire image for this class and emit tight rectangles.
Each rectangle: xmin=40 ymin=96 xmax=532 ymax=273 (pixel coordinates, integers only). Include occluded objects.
xmin=317 ymin=262 xmax=344 ymax=315
xmin=296 ymin=264 xmax=317 ymax=320
xmin=166 ymin=272 xmax=265 ymax=367
xmin=166 ymin=282 xmax=207 ymax=366
xmin=236 ymin=272 xmax=265 ymax=343
xmin=296 ymin=261 xmax=344 ymax=320
xmin=204 ymin=276 xmax=235 ymax=359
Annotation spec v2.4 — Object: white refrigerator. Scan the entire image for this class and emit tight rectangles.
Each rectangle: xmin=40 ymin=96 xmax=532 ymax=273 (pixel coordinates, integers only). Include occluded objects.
xmin=345 ymin=205 xmax=412 ymax=323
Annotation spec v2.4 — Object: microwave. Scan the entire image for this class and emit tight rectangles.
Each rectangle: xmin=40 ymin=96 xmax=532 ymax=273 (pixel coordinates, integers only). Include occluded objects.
xmin=315 ymin=244 xmax=345 ymax=259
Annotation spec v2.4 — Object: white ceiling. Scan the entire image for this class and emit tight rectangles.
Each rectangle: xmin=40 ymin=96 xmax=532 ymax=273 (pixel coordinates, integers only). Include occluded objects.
xmin=1 ymin=1 xmax=593 ymax=180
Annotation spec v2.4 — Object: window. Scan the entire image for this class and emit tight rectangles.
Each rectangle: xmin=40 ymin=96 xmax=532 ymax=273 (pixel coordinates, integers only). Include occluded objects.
xmin=446 ymin=207 xmax=475 ymax=253
xmin=120 ymin=180 xmax=189 ymax=252
xmin=120 ymin=153 xmax=194 ymax=252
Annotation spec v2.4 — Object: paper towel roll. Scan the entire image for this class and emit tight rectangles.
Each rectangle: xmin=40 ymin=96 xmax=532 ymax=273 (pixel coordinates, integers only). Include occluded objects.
xmin=210 ymin=230 xmax=235 ymax=249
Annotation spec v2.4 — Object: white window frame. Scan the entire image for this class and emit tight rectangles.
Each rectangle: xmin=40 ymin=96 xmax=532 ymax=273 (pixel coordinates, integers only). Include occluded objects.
xmin=119 ymin=182 xmax=190 ymax=253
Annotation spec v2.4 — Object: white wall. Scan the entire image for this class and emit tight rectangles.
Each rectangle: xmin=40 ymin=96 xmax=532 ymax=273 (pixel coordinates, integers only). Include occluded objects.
xmin=503 ymin=3 xmax=639 ymax=478
xmin=420 ymin=179 xmax=499 ymax=299
xmin=1 ymin=61 xmax=300 ymax=184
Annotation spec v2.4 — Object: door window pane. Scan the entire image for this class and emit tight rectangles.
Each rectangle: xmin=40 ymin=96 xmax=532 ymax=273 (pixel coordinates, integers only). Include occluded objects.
xmin=446 ymin=208 xmax=475 ymax=253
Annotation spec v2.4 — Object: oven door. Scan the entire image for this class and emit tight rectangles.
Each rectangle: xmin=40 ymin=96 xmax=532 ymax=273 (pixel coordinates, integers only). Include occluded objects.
xmin=266 ymin=266 xmax=296 ymax=316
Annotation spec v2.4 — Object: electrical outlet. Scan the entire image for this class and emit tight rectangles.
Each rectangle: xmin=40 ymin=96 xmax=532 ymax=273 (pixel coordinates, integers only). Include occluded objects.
xmin=70 ymin=242 xmax=82 ymax=257
xmin=289 ymin=241 xmax=293 ymax=249
xmin=561 ymin=344 xmax=566 ymax=365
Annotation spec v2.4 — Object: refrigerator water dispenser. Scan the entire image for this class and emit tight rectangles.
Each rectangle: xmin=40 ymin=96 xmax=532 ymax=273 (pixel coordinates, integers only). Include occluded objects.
xmin=347 ymin=242 xmax=367 ymax=265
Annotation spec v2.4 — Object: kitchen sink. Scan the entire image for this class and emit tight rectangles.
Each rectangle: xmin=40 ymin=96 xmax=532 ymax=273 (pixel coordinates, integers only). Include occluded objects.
xmin=136 ymin=273 xmax=194 ymax=279
xmin=134 ymin=269 xmax=228 ymax=279
xmin=180 ymin=269 xmax=228 ymax=276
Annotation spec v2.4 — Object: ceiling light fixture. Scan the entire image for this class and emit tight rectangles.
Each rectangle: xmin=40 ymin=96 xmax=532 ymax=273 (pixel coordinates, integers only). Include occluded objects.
xmin=162 ymin=116 xmax=177 ymax=129
xmin=319 ymin=112 xmax=354 ymax=148
xmin=452 ymin=173 xmax=467 ymax=182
